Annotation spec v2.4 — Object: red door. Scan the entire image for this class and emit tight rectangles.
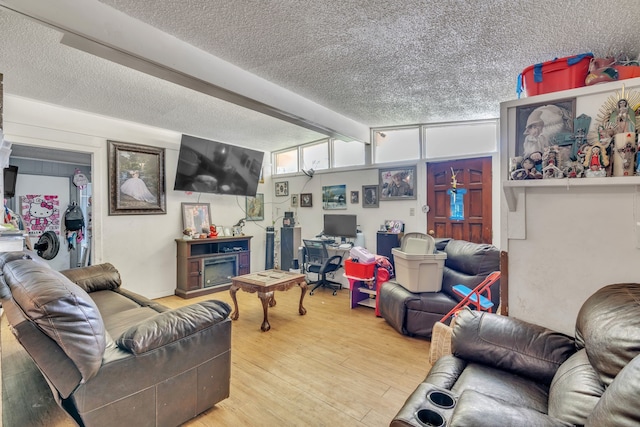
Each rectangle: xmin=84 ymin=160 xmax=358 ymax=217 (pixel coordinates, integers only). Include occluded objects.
xmin=426 ymin=157 xmax=492 ymax=244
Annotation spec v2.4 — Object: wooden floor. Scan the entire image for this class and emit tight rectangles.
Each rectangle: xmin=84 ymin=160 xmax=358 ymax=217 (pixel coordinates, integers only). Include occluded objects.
xmin=1 ymin=286 xmax=430 ymax=426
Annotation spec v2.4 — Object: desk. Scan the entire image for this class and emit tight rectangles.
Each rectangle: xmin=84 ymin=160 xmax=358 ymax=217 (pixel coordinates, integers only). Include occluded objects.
xmin=230 ymin=270 xmax=307 ymax=332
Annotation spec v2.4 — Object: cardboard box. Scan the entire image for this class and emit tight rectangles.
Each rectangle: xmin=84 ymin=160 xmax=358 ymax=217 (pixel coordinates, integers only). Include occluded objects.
xmin=392 ymin=248 xmax=447 ymax=293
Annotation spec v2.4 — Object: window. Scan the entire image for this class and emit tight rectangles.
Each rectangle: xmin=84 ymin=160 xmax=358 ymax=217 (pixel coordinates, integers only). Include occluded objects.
xmin=301 ymin=140 xmax=329 ymax=172
xmin=373 ymin=127 xmax=420 ymax=163
xmin=274 ymin=149 xmax=298 ymax=174
xmin=424 ymin=120 xmax=497 ymax=158
xmin=332 ymin=138 xmax=365 ymax=168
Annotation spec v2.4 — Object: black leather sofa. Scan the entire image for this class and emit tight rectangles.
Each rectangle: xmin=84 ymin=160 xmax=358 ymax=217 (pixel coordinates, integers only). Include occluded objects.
xmin=0 ymin=251 xmax=232 ymax=427
xmin=379 ymin=239 xmax=500 ymax=338
xmin=391 ymin=282 xmax=640 ymax=426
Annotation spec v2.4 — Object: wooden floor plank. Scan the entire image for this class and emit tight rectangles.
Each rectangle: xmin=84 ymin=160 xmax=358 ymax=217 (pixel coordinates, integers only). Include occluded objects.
xmin=2 ymin=285 xmax=430 ymax=426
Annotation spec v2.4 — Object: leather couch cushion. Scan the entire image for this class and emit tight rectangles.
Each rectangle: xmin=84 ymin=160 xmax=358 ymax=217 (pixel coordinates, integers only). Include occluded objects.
xmin=575 ymin=283 xmax=640 ymax=386
xmin=3 ymin=259 xmax=106 ymax=380
xmin=548 ymin=349 xmax=604 ymax=426
xmin=442 ymin=239 xmax=500 ymax=277
xmin=0 ymin=250 xmax=50 ymax=269
xmin=452 ymin=309 xmax=575 ymax=385
xmin=61 ymin=262 xmax=121 ymax=292
xmin=587 ymin=354 xmax=640 ymax=427
xmin=449 ymin=390 xmax=571 ymax=427
xmin=451 ymin=363 xmax=550 ymax=413
xmin=117 ymin=300 xmax=231 ymax=355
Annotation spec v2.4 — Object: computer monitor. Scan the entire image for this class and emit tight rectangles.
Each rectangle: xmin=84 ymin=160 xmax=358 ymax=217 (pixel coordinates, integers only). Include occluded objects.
xmin=323 ymin=214 xmax=357 ymax=239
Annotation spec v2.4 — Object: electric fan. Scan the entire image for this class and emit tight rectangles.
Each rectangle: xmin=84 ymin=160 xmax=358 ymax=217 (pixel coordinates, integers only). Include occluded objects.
xmin=33 ymin=231 xmax=60 ymax=260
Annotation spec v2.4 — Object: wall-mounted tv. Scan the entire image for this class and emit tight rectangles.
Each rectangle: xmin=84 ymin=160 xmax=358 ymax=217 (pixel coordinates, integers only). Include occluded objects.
xmin=174 ymin=134 xmax=264 ymax=197
xmin=3 ymin=165 xmax=18 ymax=198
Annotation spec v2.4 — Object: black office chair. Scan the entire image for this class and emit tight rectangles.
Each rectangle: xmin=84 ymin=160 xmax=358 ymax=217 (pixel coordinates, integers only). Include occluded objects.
xmin=303 ymin=239 xmax=343 ymax=296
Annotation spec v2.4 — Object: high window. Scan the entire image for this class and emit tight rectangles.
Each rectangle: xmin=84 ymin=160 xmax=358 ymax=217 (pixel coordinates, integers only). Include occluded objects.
xmin=373 ymin=127 xmax=420 ymax=163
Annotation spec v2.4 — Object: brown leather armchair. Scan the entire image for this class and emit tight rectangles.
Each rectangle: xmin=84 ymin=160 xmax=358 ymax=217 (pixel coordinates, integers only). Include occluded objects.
xmin=391 ymin=282 xmax=640 ymax=426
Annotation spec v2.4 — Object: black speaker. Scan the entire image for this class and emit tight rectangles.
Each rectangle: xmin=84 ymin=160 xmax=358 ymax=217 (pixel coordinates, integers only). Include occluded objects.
xmin=265 ymin=226 xmax=275 ymax=269
xmin=280 ymin=227 xmax=301 ymax=271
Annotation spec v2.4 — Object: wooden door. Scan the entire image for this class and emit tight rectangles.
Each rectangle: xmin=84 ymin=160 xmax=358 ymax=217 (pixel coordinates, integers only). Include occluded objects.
xmin=426 ymin=157 xmax=492 ymax=243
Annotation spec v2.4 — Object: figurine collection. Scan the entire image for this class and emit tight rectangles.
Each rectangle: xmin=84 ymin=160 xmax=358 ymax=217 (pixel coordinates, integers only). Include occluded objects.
xmin=510 ymin=85 xmax=640 ymax=180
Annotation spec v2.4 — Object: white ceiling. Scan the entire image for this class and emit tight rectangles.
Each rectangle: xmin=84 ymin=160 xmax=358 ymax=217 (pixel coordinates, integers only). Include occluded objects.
xmin=1 ymin=0 xmax=640 ymax=152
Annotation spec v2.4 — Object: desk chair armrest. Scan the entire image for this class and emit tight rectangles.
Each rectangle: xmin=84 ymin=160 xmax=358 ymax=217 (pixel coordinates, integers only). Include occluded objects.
xmin=321 ymin=255 xmax=343 ymax=273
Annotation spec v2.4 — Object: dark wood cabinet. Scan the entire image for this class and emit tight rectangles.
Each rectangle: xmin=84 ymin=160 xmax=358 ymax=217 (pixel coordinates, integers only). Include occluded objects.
xmin=175 ymin=235 xmax=252 ymax=298
xmin=377 ymin=232 xmax=401 ymax=268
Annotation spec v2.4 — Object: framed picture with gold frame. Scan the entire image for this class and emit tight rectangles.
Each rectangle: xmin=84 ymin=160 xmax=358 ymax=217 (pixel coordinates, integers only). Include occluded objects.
xmin=108 ymin=140 xmax=166 ymax=215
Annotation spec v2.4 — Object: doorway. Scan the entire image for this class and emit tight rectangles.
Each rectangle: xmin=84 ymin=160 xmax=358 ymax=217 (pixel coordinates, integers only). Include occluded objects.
xmin=426 ymin=157 xmax=492 ymax=243
xmin=8 ymin=144 xmax=92 ymax=269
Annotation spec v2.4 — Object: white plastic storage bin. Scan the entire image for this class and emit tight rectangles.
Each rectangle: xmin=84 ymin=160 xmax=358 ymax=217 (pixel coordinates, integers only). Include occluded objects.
xmin=391 ymin=248 xmax=447 ymax=292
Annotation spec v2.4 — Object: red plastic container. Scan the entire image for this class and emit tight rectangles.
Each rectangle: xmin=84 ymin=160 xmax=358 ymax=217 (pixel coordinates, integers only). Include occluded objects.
xmin=344 ymin=258 xmax=375 ymax=279
xmin=519 ymin=53 xmax=593 ymax=97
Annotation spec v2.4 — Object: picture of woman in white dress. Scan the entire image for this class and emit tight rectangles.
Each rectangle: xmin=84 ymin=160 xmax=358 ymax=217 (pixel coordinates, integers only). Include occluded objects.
xmin=120 ymin=170 xmax=156 ymax=203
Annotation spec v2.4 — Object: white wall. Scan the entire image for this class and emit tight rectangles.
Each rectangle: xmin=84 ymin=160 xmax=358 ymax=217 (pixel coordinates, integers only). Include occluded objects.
xmin=500 ymin=77 xmax=640 ymax=335
xmin=4 ymin=95 xmax=270 ymax=299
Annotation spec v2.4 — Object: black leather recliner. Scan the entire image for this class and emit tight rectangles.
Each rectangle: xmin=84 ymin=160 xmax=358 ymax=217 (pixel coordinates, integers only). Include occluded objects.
xmin=391 ymin=282 xmax=640 ymax=427
xmin=379 ymin=239 xmax=500 ymax=338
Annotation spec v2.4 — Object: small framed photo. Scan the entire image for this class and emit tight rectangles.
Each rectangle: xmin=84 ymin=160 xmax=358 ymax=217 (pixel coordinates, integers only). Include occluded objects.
xmin=107 ymin=140 xmax=166 ymax=215
xmin=181 ymin=202 xmax=211 ymax=234
xmin=300 ymin=193 xmax=313 ymax=207
xmin=275 ymin=181 xmax=289 ymax=197
xmin=379 ymin=166 xmax=417 ymax=201
xmin=362 ymin=185 xmax=379 ymax=208
xmin=350 ymin=191 xmax=359 ymax=204
xmin=245 ymin=193 xmax=264 ymax=221
xmin=291 ymin=194 xmax=298 ymax=207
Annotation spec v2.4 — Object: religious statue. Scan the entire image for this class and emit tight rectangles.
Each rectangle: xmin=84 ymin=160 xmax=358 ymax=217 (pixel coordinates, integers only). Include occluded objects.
xmin=583 ymin=143 xmax=609 ymax=177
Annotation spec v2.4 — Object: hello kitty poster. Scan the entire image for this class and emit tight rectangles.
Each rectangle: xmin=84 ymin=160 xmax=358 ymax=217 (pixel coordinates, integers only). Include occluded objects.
xmin=21 ymin=195 xmax=61 ymax=237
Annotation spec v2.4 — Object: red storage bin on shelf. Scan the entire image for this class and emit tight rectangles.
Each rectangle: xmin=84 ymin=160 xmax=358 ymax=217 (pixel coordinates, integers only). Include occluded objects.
xmin=517 ymin=53 xmax=593 ymax=97
xmin=344 ymin=258 xmax=375 ymax=279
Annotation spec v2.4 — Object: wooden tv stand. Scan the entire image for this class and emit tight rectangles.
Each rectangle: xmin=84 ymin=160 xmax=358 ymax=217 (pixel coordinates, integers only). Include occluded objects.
xmin=175 ymin=235 xmax=252 ymax=298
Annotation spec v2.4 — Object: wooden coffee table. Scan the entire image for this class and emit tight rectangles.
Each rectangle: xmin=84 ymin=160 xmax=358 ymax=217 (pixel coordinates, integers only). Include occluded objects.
xmin=229 ymin=269 xmax=308 ymax=332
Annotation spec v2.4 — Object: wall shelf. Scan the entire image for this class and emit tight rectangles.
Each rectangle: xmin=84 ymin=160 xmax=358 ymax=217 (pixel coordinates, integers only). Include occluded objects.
xmin=503 ymin=177 xmax=640 ymax=212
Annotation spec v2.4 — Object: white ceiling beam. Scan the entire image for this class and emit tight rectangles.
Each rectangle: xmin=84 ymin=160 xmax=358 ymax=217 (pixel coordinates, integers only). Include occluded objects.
xmin=0 ymin=0 xmax=371 ymax=143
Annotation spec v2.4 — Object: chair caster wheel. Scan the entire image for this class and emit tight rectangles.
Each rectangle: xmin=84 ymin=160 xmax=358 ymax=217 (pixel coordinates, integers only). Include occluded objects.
xmin=310 ymin=290 xmax=315 ymax=295
xmin=332 ymin=290 xmax=337 ymax=296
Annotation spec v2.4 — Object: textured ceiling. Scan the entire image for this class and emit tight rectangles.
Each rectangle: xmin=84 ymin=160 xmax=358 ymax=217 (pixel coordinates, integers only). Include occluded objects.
xmin=2 ymin=1 xmax=640 ymax=152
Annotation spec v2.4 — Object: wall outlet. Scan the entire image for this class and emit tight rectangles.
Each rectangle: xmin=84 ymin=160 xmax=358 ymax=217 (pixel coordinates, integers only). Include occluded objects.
xmin=409 ymin=208 xmax=415 ymax=216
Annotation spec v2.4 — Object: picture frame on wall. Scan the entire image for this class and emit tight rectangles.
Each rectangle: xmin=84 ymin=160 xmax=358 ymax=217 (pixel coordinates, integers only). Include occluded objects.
xmin=379 ymin=166 xmax=417 ymax=201
xmin=245 ymin=193 xmax=264 ymax=221
xmin=275 ymin=181 xmax=289 ymax=197
xmin=291 ymin=194 xmax=298 ymax=207
xmin=322 ymin=184 xmax=347 ymax=210
xmin=514 ymin=98 xmax=576 ymax=161
xmin=107 ymin=140 xmax=166 ymax=215
xmin=300 ymin=193 xmax=313 ymax=207
xmin=350 ymin=191 xmax=359 ymax=204
xmin=362 ymin=185 xmax=379 ymax=208
xmin=181 ymin=202 xmax=211 ymax=234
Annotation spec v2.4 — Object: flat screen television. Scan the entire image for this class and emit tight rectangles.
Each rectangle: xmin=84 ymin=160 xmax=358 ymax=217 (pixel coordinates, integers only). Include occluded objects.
xmin=3 ymin=165 xmax=18 ymax=198
xmin=323 ymin=214 xmax=357 ymax=239
xmin=174 ymin=134 xmax=264 ymax=196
